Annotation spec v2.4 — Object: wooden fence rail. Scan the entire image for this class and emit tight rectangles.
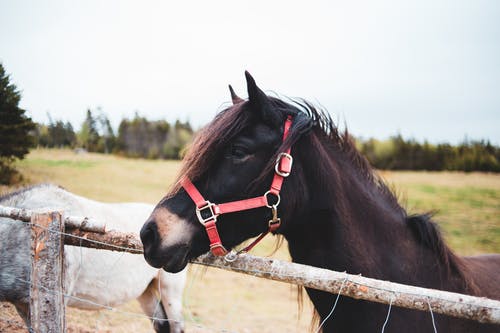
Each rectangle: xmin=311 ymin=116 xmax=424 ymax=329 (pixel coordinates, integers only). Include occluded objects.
xmin=194 ymin=253 xmax=500 ymax=325
xmin=1 ymin=205 xmax=499 ymax=326
xmin=0 ymin=205 xmax=105 ymax=233
xmin=57 ymin=227 xmax=500 ymax=324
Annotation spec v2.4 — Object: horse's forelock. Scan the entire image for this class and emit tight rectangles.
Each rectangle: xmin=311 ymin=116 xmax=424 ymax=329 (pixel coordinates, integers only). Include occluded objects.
xmin=169 ymin=103 xmax=251 ymax=195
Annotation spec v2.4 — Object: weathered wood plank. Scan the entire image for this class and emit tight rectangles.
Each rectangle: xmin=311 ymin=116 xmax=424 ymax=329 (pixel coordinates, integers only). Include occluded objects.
xmin=59 ymin=227 xmax=500 ymax=324
xmin=0 ymin=205 xmax=105 ymax=233
xmin=194 ymin=253 xmax=500 ymax=325
xmin=64 ymin=229 xmax=143 ymax=254
xmin=29 ymin=212 xmax=66 ymax=333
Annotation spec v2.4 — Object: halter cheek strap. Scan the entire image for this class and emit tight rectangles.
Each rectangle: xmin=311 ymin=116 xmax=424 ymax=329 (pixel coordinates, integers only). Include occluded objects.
xmin=181 ymin=116 xmax=293 ymax=256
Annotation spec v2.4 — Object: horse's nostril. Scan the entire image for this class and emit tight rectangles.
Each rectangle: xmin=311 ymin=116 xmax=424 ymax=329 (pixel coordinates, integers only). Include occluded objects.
xmin=140 ymin=220 xmax=158 ymax=247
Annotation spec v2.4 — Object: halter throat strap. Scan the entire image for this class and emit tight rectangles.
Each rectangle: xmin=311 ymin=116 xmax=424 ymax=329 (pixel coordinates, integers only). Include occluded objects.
xmin=180 ymin=116 xmax=293 ymax=256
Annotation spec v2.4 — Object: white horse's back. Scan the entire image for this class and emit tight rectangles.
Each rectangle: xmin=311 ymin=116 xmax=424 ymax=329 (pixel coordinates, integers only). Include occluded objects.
xmin=0 ymin=184 xmax=186 ymax=332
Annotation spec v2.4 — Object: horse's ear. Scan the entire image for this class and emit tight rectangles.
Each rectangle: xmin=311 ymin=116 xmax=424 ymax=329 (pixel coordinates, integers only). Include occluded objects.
xmin=228 ymin=85 xmax=244 ymax=105
xmin=245 ymin=71 xmax=281 ymax=128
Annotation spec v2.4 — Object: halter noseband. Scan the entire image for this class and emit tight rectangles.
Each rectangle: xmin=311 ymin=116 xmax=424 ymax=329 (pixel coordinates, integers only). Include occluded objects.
xmin=180 ymin=116 xmax=294 ymax=257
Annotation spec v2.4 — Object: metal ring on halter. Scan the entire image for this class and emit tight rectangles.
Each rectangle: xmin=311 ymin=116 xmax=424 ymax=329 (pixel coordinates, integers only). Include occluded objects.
xmin=224 ymin=250 xmax=238 ymax=262
xmin=264 ymin=190 xmax=281 ymax=208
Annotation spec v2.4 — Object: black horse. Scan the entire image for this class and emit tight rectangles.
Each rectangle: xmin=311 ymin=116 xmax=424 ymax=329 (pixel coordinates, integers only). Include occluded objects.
xmin=141 ymin=72 xmax=500 ymax=332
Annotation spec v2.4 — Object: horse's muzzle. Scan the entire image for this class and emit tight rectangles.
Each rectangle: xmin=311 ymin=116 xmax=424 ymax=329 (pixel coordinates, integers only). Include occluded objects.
xmin=140 ymin=218 xmax=191 ymax=273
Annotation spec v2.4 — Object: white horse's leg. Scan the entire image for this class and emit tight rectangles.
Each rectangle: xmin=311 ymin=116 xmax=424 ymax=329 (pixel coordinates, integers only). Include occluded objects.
xmin=137 ymin=279 xmax=171 ymax=333
xmin=13 ymin=300 xmax=30 ymax=328
xmin=157 ymin=270 xmax=186 ymax=333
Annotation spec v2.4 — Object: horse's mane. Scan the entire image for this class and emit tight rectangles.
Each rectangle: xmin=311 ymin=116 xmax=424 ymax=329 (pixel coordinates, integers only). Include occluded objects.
xmin=174 ymin=96 xmax=471 ymax=288
xmin=0 ymin=183 xmax=65 ymax=203
xmin=407 ymin=213 xmax=475 ymax=291
xmin=280 ymin=98 xmax=401 ymax=208
xmin=288 ymin=100 xmax=473 ymax=289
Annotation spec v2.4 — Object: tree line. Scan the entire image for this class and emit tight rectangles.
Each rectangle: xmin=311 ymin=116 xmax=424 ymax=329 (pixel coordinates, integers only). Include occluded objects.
xmin=35 ymin=112 xmax=500 ymax=173
xmin=33 ymin=109 xmax=194 ymax=160
xmin=358 ymin=135 xmax=500 ymax=172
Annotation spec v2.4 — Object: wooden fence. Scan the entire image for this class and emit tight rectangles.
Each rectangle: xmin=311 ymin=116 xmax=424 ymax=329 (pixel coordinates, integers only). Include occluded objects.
xmin=0 ymin=205 xmax=499 ymax=332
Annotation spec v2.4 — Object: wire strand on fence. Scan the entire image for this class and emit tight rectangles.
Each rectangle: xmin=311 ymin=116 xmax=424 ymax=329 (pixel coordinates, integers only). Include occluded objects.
xmin=152 ymin=271 xmax=164 ymax=328
xmin=315 ymin=275 xmax=348 ymax=333
xmin=381 ymin=294 xmax=395 ymax=333
xmin=0 ymin=216 xmax=140 ymax=253
xmin=427 ymin=297 xmax=438 ymax=333
xmin=56 ymin=225 xmax=143 ymax=253
xmin=183 ymin=265 xmax=200 ymax=325
xmin=1 ymin=268 xmax=256 ymax=333
xmin=94 ymin=309 xmax=105 ymax=332
xmin=8 ymin=272 xmax=207 ymax=330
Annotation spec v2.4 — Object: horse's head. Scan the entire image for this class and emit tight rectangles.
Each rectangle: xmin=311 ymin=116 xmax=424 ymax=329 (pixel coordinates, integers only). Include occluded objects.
xmin=140 ymin=72 xmax=312 ymax=272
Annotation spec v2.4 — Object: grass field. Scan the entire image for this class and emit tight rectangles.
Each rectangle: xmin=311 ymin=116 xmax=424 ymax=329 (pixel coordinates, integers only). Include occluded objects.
xmin=1 ymin=149 xmax=499 ymax=332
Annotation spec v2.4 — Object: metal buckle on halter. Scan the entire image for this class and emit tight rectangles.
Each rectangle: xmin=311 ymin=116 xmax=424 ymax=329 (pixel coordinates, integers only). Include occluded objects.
xmin=195 ymin=201 xmax=218 ymax=225
xmin=275 ymin=152 xmax=293 ymax=177
xmin=268 ymin=205 xmax=281 ymax=229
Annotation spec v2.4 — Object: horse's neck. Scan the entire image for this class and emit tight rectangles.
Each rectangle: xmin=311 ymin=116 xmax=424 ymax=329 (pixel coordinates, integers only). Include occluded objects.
xmin=284 ymin=147 xmax=462 ymax=289
xmin=285 ymin=199 xmax=414 ymax=281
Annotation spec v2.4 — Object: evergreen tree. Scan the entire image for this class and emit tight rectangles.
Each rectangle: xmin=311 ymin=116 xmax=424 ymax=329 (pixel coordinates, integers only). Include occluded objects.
xmin=78 ymin=109 xmax=100 ymax=151
xmin=0 ymin=63 xmax=35 ymax=184
xmin=33 ymin=114 xmax=76 ymax=148
xmin=96 ymin=112 xmax=115 ymax=154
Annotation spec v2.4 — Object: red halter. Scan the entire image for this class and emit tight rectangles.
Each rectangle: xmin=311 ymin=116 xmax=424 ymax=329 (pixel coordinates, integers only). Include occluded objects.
xmin=180 ymin=116 xmax=293 ymax=257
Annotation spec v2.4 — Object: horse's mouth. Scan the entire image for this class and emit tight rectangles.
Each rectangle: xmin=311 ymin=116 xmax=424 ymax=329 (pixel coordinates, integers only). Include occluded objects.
xmin=162 ymin=249 xmax=190 ymax=273
xmin=144 ymin=244 xmax=191 ymax=273
xmin=163 ymin=260 xmax=188 ymax=273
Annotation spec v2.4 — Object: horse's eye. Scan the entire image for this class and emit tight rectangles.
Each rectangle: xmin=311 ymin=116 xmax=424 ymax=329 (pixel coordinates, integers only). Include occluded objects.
xmin=229 ymin=145 xmax=248 ymax=159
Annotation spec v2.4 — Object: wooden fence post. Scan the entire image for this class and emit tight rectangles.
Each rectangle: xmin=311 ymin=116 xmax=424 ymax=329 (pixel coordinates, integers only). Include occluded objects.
xmin=29 ymin=211 xmax=66 ymax=333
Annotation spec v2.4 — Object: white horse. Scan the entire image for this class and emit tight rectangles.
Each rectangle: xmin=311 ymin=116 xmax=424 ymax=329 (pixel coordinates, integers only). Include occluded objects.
xmin=0 ymin=184 xmax=186 ymax=333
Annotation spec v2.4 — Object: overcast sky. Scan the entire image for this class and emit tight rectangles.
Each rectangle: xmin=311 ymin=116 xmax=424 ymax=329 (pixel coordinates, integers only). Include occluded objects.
xmin=1 ymin=0 xmax=499 ymax=144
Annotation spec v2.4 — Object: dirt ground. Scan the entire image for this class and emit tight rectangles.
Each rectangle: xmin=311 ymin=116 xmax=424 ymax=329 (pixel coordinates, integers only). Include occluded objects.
xmin=1 ymin=303 xmax=107 ymax=332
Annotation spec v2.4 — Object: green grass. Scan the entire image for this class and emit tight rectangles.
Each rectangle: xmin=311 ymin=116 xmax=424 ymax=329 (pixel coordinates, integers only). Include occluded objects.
xmin=26 ymin=158 xmax=97 ymax=169
xmin=1 ymin=149 xmax=499 ymax=332
xmin=5 ymin=148 xmax=180 ymax=203
xmin=381 ymin=171 xmax=500 ymax=255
